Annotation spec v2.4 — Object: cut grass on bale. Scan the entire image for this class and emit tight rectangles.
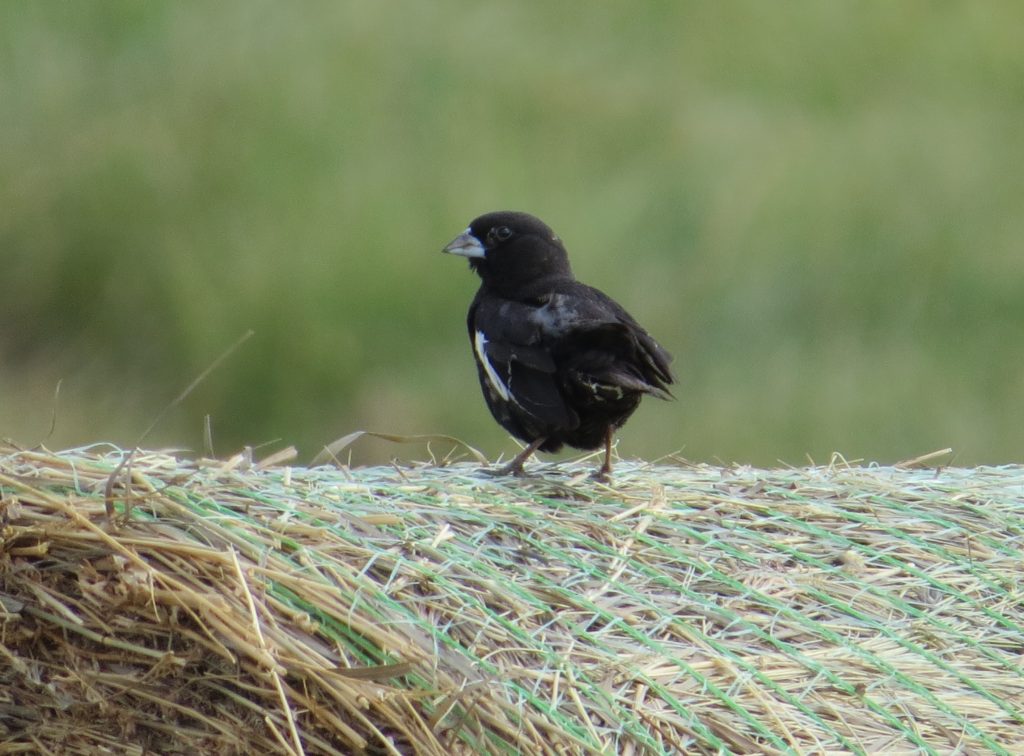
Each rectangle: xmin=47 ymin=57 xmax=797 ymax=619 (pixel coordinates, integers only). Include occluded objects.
xmin=1 ymin=443 xmax=1023 ymax=754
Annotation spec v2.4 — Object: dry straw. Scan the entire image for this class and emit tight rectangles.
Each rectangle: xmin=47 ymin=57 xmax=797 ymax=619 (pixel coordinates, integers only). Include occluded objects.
xmin=1 ymin=443 xmax=1022 ymax=754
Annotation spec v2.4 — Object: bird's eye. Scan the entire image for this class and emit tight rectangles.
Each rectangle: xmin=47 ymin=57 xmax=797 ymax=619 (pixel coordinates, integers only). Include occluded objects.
xmin=489 ymin=226 xmax=513 ymax=243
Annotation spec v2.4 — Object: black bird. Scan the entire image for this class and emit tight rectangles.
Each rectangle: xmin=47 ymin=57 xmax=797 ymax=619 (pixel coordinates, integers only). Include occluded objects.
xmin=443 ymin=211 xmax=674 ymax=478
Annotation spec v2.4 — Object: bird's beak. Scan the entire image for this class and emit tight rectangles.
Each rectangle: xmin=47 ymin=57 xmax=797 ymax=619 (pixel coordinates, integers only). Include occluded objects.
xmin=442 ymin=229 xmax=486 ymax=258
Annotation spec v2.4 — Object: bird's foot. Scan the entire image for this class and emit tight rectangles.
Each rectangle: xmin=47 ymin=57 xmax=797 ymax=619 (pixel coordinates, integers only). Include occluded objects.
xmin=480 ymin=461 xmax=530 ymax=477
xmin=591 ymin=428 xmax=615 ymax=482
xmin=480 ymin=438 xmax=545 ymax=478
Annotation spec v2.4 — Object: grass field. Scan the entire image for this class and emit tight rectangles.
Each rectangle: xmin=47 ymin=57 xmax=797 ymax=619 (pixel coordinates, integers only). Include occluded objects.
xmin=2 ymin=3 xmax=1023 ymax=466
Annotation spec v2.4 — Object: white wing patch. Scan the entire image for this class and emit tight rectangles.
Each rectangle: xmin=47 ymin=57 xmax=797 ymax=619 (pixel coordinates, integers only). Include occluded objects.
xmin=474 ymin=330 xmax=511 ymax=402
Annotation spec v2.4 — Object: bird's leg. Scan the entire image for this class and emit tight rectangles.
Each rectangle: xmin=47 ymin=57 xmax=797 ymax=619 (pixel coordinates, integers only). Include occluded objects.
xmin=490 ymin=437 xmax=546 ymax=476
xmin=593 ymin=427 xmax=614 ymax=481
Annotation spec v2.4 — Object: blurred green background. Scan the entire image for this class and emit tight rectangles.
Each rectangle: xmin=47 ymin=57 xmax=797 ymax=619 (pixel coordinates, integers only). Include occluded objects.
xmin=2 ymin=3 xmax=1022 ymax=466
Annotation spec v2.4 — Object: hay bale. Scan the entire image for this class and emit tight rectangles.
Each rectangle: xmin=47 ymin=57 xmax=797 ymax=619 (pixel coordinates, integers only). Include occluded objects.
xmin=1 ymin=444 xmax=1022 ymax=754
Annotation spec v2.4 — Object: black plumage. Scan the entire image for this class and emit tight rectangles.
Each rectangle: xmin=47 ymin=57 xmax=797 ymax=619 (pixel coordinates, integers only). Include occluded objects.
xmin=443 ymin=211 xmax=674 ymax=477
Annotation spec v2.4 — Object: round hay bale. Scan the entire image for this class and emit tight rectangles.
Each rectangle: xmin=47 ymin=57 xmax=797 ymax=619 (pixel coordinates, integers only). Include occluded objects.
xmin=1 ymin=444 xmax=1022 ymax=753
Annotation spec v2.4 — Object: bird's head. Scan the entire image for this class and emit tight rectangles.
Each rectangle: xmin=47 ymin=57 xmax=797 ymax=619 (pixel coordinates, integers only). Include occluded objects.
xmin=443 ymin=211 xmax=574 ymax=294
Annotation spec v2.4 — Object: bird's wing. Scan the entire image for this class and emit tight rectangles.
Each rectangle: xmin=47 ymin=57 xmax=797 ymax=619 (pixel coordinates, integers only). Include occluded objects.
xmin=547 ymin=283 xmax=675 ymax=399
xmin=562 ymin=322 xmax=674 ymax=400
xmin=468 ymin=295 xmax=579 ymax=429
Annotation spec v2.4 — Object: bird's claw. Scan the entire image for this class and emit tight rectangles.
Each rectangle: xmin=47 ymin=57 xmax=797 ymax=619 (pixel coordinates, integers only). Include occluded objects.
xmin=480 ymin=464 xmax=529 ymax=477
